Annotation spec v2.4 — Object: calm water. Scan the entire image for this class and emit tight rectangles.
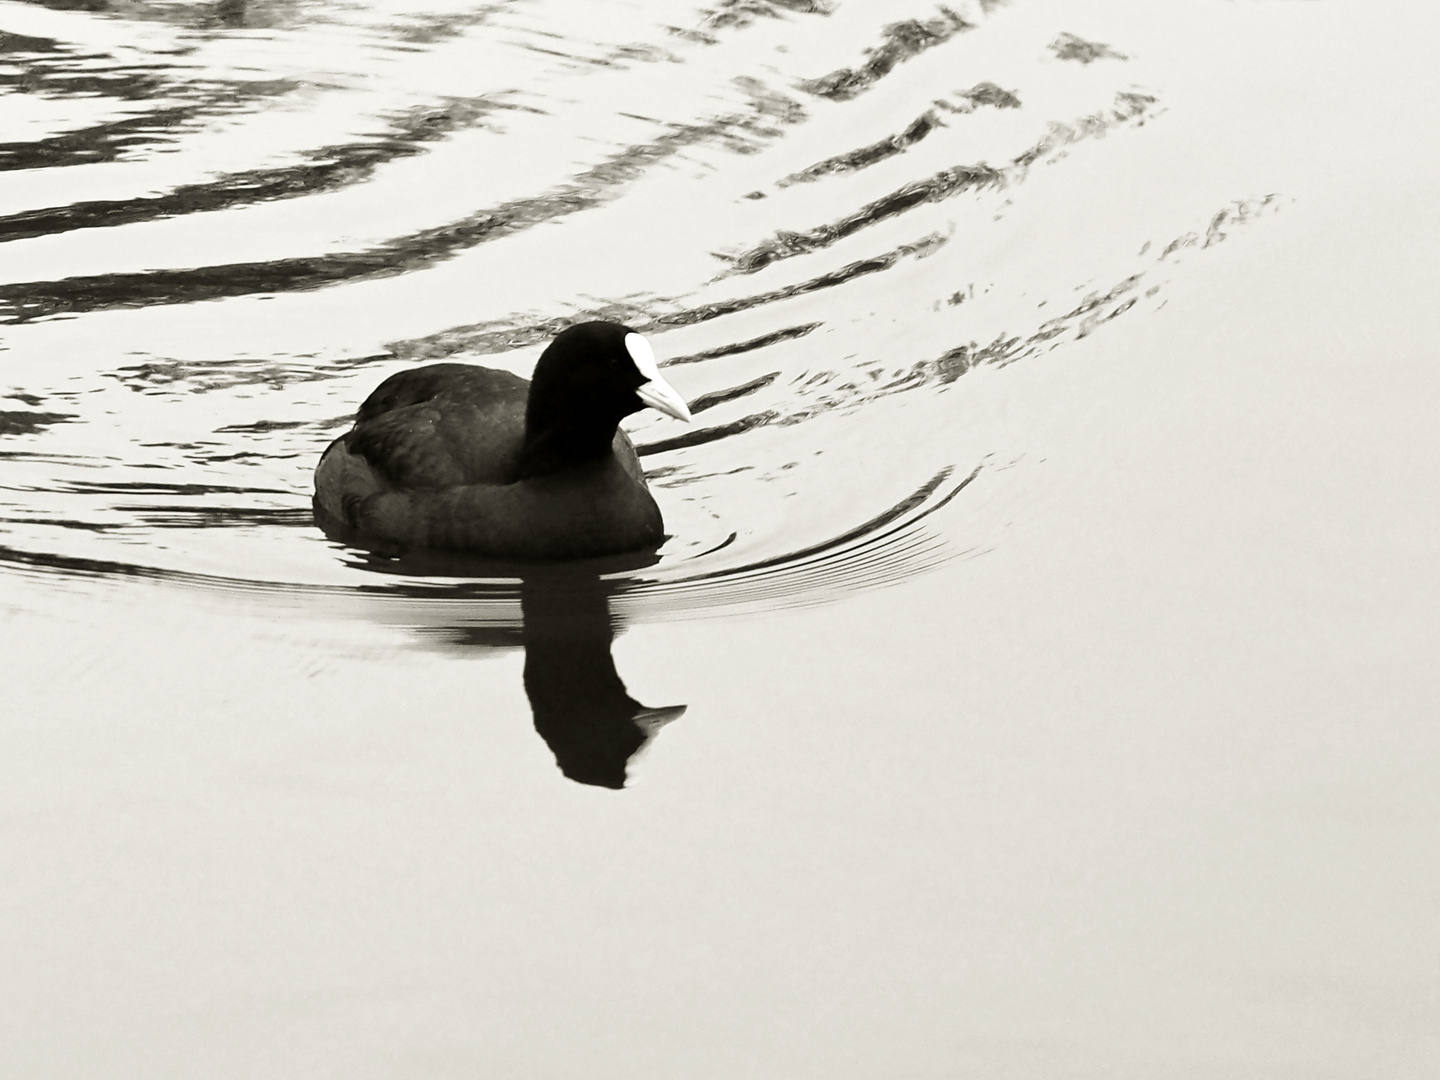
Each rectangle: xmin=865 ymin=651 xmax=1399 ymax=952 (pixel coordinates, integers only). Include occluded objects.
xmin=4 ymin=0 xmax=1439 ymax=1075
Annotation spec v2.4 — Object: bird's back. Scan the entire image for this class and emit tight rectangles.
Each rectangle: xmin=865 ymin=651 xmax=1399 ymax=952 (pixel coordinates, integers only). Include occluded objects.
xmin=344 ymin=363 xmax=530 ymax=489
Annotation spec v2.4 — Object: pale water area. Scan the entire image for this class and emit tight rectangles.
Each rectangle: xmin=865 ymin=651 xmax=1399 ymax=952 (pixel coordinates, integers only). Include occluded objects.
xmin=2 ymin=0 xmax=1439 ymax=1075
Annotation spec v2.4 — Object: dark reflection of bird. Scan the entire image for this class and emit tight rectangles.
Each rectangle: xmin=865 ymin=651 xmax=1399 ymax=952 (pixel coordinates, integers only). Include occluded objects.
xmin=314 ymin=322 xmax=691 ymax=560
xmin=520 ymin=572 xmax=685 ymax=790
xmin=403 ymin=569 xmax=686 ymax=789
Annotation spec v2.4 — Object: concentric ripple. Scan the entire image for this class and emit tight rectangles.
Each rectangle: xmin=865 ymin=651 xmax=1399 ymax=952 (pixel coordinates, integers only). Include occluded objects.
xmin=0 ymin=0 xmax=1282 ymax=631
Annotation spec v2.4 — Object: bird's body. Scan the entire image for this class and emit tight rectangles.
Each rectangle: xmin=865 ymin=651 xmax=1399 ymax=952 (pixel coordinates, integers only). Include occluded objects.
xmin=313 ymin=323 xmax=690 ymax=560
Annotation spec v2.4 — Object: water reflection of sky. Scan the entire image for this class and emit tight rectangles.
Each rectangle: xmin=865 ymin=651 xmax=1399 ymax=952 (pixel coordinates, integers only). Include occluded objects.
xmin=4 ymin=0 xmax=1440 ymax=1074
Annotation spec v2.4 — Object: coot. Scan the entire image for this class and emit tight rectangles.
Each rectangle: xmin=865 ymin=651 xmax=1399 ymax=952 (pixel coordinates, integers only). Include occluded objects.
xmin=313 ymin=321 xmax=691 ymax=560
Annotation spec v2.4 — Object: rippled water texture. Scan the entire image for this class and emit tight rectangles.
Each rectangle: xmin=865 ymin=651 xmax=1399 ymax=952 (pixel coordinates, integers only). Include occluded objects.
xmin=1 ymin=0 xmax=1283 ymax=618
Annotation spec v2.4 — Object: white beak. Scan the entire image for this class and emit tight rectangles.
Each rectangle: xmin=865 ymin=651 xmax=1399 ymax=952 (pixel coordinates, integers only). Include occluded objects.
xmin=626 ymin=331 xmax=691 ymax=423
xmin=636 ymin=374 xmax=692 ymax=423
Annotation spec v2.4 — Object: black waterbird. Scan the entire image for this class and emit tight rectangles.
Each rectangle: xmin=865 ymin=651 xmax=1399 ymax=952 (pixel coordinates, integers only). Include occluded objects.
xmin=314 ymin=321 xmax=691 ymax=559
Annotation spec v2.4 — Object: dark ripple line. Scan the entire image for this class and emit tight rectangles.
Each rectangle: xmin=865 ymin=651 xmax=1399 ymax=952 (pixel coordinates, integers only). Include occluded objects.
xmin=797 ymin=7 xmax=978 ymax=101
xmin=729 ymin=163 xmax=1003 ymax=273
xmin=778 ymin=109 xmax=943 ymax=186
xmin=0 ymin=90 xmax=806 ymax=320
xmin=0 ymin=97 xmax=508 ymax=240
xmin=0 ymin=30 xmax=63 ymax=54
xmin=641 ymin=465 xmax=975 ymax=590
xmin=724 ymin=91 xmax=1155 ymax=275
xmin=130 ymin=506 xmax=317 ymax=528
xmin=1 ymin=142 xmax=416 ymax=239
xmin=3 ymin=105 xmax=206 ymax=173
xmin=687 ymin=372 xmax=780 ymax=415
xmin=0 ymin=410 xmax=77 ymax=436
xmin=0 ymin=50 xmax=171 ymax=102
xmin=655 ymin=241 xmax=939 ymax=328
xmin=0 ymin=541 xmax=283 ymax=592
xmin=636 ymin=411 xmax=778 ymax=457
xmin=0 ymin=47 xmax=301 ymax=173
xmin=58 ymin=479 xmax=293 ymax=496
xmin=776 ymin=83 xmax=1020 ymax=189
xmin=0 ymin=516 xmax=117 ymax=533
xmin=664 ymin=321 xmax=822 ymax=365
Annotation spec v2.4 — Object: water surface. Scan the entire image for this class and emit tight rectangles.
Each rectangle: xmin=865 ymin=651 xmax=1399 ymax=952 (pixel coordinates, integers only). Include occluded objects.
xmin=2 ymin=0 xmax=1275 ymax=612
xmin=5 ymin=0 xmax=1439 ymax=1076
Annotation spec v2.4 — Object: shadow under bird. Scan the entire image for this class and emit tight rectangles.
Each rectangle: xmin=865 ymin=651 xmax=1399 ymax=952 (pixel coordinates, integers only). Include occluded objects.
xmin=314 ymin=321 xmax=692 ymax=560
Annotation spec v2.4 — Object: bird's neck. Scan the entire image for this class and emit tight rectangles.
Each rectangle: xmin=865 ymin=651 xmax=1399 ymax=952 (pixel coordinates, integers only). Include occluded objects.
xmin=516 ymin=410 xmax=620 ymax=479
